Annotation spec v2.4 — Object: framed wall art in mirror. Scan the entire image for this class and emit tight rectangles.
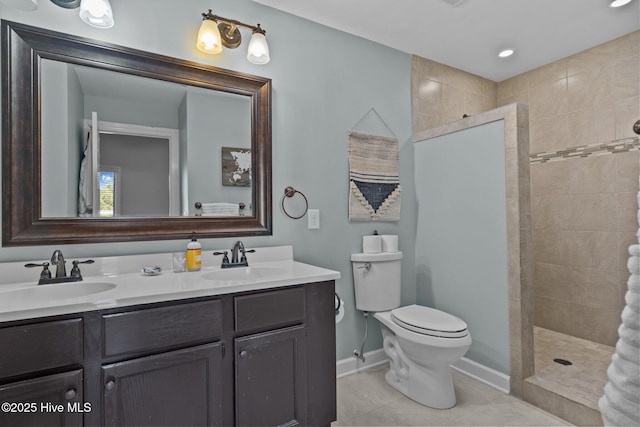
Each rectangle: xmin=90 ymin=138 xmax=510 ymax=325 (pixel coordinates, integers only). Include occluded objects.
xmin=221 ymin=147 xmax=251 ymax=187
xmin=1 ymin=20 xmax=272 ymax=246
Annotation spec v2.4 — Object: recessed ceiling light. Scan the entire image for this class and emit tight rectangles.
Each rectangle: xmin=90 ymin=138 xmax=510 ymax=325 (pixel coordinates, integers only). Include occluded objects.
xmin=498 ymin=49 xmax=515 ymax=58
xmin=610 ymin=0 xmax=633 ymax=7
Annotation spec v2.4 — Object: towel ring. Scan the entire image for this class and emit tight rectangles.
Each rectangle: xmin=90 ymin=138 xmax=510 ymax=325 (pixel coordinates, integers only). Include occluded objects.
xmin=281 ymin=186 xmax=308 ymax=219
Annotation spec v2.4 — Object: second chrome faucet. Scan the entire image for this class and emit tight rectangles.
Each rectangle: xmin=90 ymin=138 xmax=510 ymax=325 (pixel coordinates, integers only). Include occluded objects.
xmin=213 ymin=241 xmax=256 ymax=268
xmin=24 ymin=250 xmax=94 ymax=285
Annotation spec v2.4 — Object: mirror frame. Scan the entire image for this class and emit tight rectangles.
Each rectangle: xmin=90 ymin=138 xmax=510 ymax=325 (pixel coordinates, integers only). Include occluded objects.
xmin=1 ymin=21 xmax=272 ymax=246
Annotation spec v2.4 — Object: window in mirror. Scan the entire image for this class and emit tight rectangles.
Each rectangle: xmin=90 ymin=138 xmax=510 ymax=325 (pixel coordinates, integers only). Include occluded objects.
xmin=99 ymin=169 xmax=116 ymax=217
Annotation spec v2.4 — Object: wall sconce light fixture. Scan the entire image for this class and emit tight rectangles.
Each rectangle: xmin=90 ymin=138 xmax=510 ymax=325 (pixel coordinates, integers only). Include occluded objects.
xmin=197 ymin=9 xmax=270 ymax=65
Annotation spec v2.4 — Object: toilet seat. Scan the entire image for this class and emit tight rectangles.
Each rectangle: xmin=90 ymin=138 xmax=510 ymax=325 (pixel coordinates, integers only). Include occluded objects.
xmin=391 ymin=304 xmax=469 ymax=338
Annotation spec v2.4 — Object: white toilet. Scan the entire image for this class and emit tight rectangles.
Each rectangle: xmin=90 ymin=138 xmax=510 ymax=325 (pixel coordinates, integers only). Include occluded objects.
xmin=351 ymin=251 xmax=471 ymax=409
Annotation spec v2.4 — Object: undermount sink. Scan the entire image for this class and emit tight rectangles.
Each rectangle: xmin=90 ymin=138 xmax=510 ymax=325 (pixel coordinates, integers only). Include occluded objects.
xmin=0 ymin=282 xmax=116 ymax=306
xmin=201 ymin=266 xmax=287 ymax=283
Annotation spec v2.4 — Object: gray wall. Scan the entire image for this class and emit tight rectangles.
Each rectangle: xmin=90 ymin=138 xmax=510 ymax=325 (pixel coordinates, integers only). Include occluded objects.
xmin=184 ymin=89 xmax=252 ymax=214
xmin=84 ymin=96 xmax=180 ymax=129
xmin=0 ymin=0 xmax=414 ymax=360
xmin=414 ymin=121 xmax=510 ymax=374
xmin=99 ymin=134 xmax=170 ymax=216
xmin=41 ymin=60 xmax=83 ymax=217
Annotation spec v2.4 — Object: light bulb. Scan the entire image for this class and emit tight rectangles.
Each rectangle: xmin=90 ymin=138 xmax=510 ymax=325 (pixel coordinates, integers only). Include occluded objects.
xmin=197 ymin=20 xmax=223 ymax=54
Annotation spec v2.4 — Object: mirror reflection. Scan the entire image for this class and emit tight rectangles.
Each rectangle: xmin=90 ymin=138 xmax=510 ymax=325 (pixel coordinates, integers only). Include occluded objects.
xmin=2 ymin=20 xmax=271 ymax=246
xmin=40 ymin=60 xmax=252 ymax=219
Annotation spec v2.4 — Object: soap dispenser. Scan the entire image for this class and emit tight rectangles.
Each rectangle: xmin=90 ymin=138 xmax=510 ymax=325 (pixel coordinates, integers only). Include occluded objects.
xmin=186 ymin=232 xmax=202 ymax=272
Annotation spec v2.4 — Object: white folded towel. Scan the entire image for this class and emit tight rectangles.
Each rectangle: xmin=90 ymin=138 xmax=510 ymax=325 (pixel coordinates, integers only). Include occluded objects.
xmin=627 ymin=256 xmax=640 ymax=274
xmin=621 ymin=306 xmax=640 ymax=330
xmin=625 ymin=290 xmax=639 ymax=313
xmin=606 ymin=358 xmax=640 ymax=394
xmin=629 ymin=275 xmax=640 ymax=293
xmin=200 ymin=202 xmax=240 ymax=216
xmin=601 ymin=381 xmax=640 ymax=421
xmin=618 ymin=324 xmax=639 ymax=348
xmin=610 ymin=353 xmax=640 ymax=387
xmin=614 ymin=338 xmax=640 ymax=369
xmin=599 ymin=399 xmax=639 ymax=427
xmin=600 ymin=239 xmax=640 ymax=427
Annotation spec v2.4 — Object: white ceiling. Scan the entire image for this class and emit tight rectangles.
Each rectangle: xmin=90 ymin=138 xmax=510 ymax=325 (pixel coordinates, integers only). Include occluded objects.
xmin=254 ymin=0 xmax=640 ymax=82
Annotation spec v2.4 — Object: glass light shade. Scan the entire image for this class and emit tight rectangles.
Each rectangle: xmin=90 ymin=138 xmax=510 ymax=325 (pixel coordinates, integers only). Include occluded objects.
xmin=610 ymin=0 xmax=632 ymax=7
xmin=197 ymin=20 xmax=223 ymax=54
xmin=247 ymin=32 xmax=270 ymax=64
xmin=79 ymin=0 xmax=114 ymax=29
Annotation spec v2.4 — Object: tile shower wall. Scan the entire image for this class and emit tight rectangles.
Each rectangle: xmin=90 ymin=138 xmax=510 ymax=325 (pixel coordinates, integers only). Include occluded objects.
xmin=499 ymin=31 xmax=639 ymax=346
xmin=528 ymin=153 xmax=637 ymax=345
xmin=412 ymin=31 xmax=639 ymax=346
xmin=411 ymin=56 xmax=496 ymax=136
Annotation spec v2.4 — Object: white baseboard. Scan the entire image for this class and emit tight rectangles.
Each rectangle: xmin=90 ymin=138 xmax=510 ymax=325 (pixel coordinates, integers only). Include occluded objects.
xmin=336 ymin=349 xmax=388 ymax=378
xmin=451 ymin=356 xmax=510 ymax=394
xmin=336 ymin=351 xmax=510 ymax=394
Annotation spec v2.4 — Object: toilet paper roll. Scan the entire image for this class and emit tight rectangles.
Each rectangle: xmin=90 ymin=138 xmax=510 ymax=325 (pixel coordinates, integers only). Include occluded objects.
xmin=362 ymin=235 xmax=382 ymax=253
xmin=381 ymin=235 xmax=399 ymax=252
xmin=335 ymin=294 xmax=345 ymax=324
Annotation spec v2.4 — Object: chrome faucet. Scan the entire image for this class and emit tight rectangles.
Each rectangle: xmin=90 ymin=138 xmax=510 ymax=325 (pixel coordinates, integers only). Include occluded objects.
xmin=213 ymin=241 xmax=256 ymax=269
xmin=231 ymin=241 xmax=245 ymax=264
xmin=51 ymin=249 xmax=67 ymax=278
xmin=24 ymin=251 xmax=94 ymax=285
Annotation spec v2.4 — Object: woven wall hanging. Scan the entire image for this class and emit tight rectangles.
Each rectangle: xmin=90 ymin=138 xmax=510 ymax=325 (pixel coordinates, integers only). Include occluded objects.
xmin=348 ymin=130 xmax=401 ymax=221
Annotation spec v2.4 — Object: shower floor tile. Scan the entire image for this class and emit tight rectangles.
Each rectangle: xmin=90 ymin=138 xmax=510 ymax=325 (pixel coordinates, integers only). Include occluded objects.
xmin=530 ymin=326 xmax=615 ymax=410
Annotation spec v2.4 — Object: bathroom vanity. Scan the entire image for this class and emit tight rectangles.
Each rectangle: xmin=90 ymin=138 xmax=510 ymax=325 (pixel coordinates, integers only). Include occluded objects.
xmin=0 ymin=247 xmax=339 ymax=427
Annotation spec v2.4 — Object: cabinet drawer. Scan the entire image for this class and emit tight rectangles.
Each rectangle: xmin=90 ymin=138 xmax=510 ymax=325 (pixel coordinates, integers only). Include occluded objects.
xmin=103 ymin=299 xmax=222 ymax=358
xmin=235 ymin=287 xmax=305 ymax=333
xmin=0 ymin=319 xmax=83 ymax=379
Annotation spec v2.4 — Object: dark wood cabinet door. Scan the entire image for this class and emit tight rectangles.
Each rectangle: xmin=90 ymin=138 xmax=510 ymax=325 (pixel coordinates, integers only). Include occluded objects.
xmin=0 ymin=370 xmax=83 ymax=427
xmin=102 ymin=342 xmax=223 ymax=427
xmin=235 ymin=325 xmax=307 ymax=427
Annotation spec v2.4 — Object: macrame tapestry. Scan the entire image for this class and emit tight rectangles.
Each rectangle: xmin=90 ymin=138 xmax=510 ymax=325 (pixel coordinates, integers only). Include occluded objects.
xmin=348 ymin=131 xmax=401 ymax=221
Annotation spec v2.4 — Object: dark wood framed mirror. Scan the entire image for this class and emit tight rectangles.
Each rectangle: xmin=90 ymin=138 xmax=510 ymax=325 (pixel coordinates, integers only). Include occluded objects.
xmin=2 ymin=20 xmax=272 ymax=246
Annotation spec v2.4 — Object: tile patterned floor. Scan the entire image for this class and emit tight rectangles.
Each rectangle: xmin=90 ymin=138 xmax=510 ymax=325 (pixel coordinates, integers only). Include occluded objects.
xmin=529 ymin=327 xmax=615 ymax=411
xmin=333 ymin=363 xmax=572 ymax=426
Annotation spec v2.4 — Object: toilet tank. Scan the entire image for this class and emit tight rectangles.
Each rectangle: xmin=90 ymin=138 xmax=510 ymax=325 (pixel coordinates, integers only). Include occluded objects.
xmin=351 ymin=251 xmax=402 ymax=312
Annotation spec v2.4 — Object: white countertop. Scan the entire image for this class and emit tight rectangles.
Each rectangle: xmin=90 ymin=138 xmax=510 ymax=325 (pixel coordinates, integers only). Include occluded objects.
xmin=0 ymin=246 xmax=340 ymax=323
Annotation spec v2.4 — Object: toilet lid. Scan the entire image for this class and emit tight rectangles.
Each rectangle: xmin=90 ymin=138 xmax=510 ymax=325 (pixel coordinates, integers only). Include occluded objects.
xmin=391 ymin=305 xmax=469 ymax=338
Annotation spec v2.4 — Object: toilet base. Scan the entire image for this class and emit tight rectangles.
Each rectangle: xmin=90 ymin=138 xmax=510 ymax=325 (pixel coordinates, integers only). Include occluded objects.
xmin=373 ymin=309 xmax=471 ymax=410
xmin=378 ymin=320 xmax=460 ymax=409
xmin=383 ymin=362 xmax=457 ymax=409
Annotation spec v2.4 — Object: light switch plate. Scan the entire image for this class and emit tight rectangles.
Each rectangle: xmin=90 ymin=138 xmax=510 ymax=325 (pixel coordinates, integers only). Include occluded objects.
xmin=308 ymin=209 xmax=320 ymax=229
